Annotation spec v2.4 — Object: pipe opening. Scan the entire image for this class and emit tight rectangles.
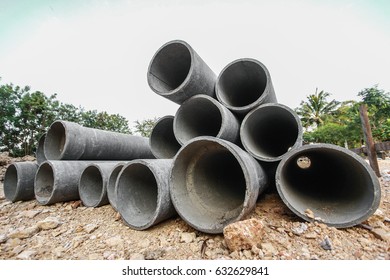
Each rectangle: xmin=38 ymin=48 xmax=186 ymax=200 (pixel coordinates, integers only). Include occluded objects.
xmin=35 ymin=163 xmax=54 ymax=200
xmin=79 ymin=166 xmax=103 ymax=206
xmin=4 ymin=165 xmax=17 ymax=200
xmin=171 ymin=140 xmax=247 ymax=231
xmin=278 ymin=148 xmax=378 ymax=226
xmin=148 ymin=42 xmax=192 ymax=93
xmin=150 ymin=117 xmax=181 ymax=158
xmin=175 ymin=97 xmax=222 ymax=144
xmin=242 ymin=106 xmax=299 ymax=159
xmin=107 ymin=164 xmax=124 ymax=210
xmin=297 ymin=156 xmax=311 ymax=169
xmin=218 ymin=60 xmax=267 ymax=108
xmin=45 ymin=122 xmax=66 ymax=160
xmin=117 ymin=163 xmax=158 ymax=228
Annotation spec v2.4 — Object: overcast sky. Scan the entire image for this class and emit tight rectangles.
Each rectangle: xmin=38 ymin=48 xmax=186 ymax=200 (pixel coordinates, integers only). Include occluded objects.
xmin=1 ymin=0 xmax=389 ymax=127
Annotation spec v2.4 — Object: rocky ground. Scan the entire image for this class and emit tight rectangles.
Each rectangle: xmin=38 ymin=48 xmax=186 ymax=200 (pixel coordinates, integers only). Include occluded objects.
xmin=0 ymin=152 xmax=389 ymax=260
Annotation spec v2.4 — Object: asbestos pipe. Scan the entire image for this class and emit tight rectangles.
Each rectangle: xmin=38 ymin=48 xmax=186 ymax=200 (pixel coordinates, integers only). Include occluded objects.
xmin=173 ymin=94 xmax=240 ymax=146
xmin=116 ymin=159 xmax=176 ymax=230
xmin=4 ymin=162 xmax=39 ymax=202
xmin=107 ymin=162 xmax=126 ymax=211
xmin=170 ymin=136 xmax=268 ymax=234
xmin=147 ymin=40 xmax=217 ymax=104
xmin=240 ymin=103 xmax=303 ymax=162
xmin=216 ymin=58 xmax=277 ymax=115
xmin=35 ymin=160 xmax=94 ymax=205
xmin=79 ymin=162 xmax=125 ymax=207
xmin=149 ymin=115 xmax=181 ymax=159
xmin=44 ymin=120 xmax=155 ymax=160
xmin=36 ymin=133 xmax=47 ymax=165
xmin=275 ymin=144 xmax=381 ymax=228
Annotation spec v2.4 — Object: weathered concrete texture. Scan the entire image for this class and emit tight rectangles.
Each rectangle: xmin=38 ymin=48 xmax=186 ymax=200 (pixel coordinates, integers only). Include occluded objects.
xmin=216 ymin=58 xmax=277 ymax=115
xmin=106 ymin=162 xmax=126 ymax=211
xmin=173 ymin=94 xmax=240 ymax=145
xmin=116 ymin=159 xmax=176 ymax=230
xmin=44 ymin=120 xmax=154 ymax=160
xmin=4 ymin=162 xmax=39 ymax=202
xmin=36 ymin=133 xmax=47 ymax=165
xmin=79 ymin=162 xmax=125 ymax=207
xmin=275 ymin=143 xmax=381 ymax=228
xmin=241 ymin=103 xmax=303 ymax=162
xmin=150 ymin=116 xmax=181 ymax=159
xmin=170 ymin=136 xmax=268 ymax=234
xmin=147 ymin=40 xmax=216 ymax=104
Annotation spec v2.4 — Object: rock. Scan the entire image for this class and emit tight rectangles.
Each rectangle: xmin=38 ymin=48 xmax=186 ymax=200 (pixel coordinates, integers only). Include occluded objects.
xmin=88 ymin=253 xmax=101 ymax=260
xmin=304 ymin=232 xmax=318 ymax=239
xmin=371 ymin=228 xmax=390 ymax=242
xmin=180 ymin=232 xmax=196 ymax=243
xmin=8 ymin=226 xmax=39 ymax=239
xmin=144 ymin=249 xmax=165 ymax=260
xmin=320 ymin=236 xmax=333 ymax=250
xmin=261 ymin=243 xmax=277 ymax=257
xmin=304 ymin=209 xmax=315 ymax=219
xmin=130 ymin=253 xmax=145 ymax=260
xmin=12 ymin=245 xmax=25 ymax=255
xmin=223 ymin=218 xmax=264 ymax=251
xmin=37 ymin=217 xmax=61 ymax=230
xmin=139 ymin=238 xmax=151 ymax=247
xmin=292 ymin=223 xmax=308 ymax=235
xmin=0 ymin=234 xmax=8 ymax=244
xmin=21 ymin=210 xmax=41 ymax=219
xmin=106 ymin=236 xmax=123 ymax=247
xmin=83 ymin=223 xmax=99 ymax=234
xmin=242 ymin=250 xmax=253 ymax=259
xmin=71 ymin=200 xmax=82 ymax=209
xmin=17 ymin=250 xmax=37 ymax=260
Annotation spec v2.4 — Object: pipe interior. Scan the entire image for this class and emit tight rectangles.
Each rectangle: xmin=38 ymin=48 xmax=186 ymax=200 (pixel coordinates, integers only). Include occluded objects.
xmin=278 ymin=149 xmax=376 ymax=225
xmin=117 ymin=163 xmax=158 ymax=228
xmin=175 ymin=98 xmax=222 ymax=144
xmin=148 ymin=42 xmax=191 ymax=93
xmin=4 ymin=165 xmax=17 ymax=200
xmin=171 ymin=141 xmax=246 ymax=229
xmin=79 ymin=166 xmax=103 ymax=206
xmin=218 ymin=60 xmax=267 ymax=107
xmin=150 ymin=117 xmax=181 ymax=158
xmin=36 ymin=134 xmax=46 ymax=164
xmin=35 ymin=163 xmax=54 ymax=200
xmin=242 ymin=106 xmax=299 ymax=159
xmin=107 ymin=164 xmax=124 ymax=208
xmin=45 ymin=122 xmax=66 ymax=160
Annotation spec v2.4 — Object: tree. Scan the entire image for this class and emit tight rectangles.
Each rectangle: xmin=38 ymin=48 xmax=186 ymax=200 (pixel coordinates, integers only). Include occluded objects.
xmin=133 ymin=118 xmax=158 ymax=137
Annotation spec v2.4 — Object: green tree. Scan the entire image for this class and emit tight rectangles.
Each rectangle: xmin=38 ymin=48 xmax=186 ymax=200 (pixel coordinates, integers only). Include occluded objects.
xmin=133 ymin=118 xmax=158 ymax=137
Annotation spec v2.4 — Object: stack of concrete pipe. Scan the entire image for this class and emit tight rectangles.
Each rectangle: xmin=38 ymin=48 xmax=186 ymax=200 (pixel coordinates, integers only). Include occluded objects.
xmin=3 ymin=39 xmax=381 ymax=234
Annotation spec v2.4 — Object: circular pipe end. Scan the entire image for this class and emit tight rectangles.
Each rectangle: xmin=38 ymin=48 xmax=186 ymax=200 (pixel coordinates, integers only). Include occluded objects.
xmin=79 ymin=165 xmax=105 ymax=207
xmin=107 ymin=163 xmax=125 ymax=211
xmin=150 ymin=116 xmax=181 ymax=159
xmin=4 ymin=164 xmax=18 ymax=202
xmin=34 ymin=162 xmax=55 ymax=205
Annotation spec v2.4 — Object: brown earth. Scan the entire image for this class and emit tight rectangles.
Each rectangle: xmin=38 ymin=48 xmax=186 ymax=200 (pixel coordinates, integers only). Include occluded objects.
xmin=0 ymin=152 xmax=389 ymax=260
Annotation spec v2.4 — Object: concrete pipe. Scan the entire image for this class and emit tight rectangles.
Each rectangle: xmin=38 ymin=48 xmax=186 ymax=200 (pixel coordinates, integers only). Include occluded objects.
xmin=35 ymin=160 xmax=93 ymax=205
xmin=44 ymin=120 xmax=155 ymax=160
xmin=216 ymin=58 xmax=277 ymax=115
xmin=116 ymin=159 xmax=176 ymax=230
xmin=173 ymin=94 xmax=240 ymax=145
xmin=240 ymin=103 xmax=303 ymax=162
xmin=79 ymin=162 xmax=124 ymax=207
xmin=36 ymin=133 xmax=47 ymax=165
xmin=150 ymin=116 xmax=181 ymax=159
xmin=170 ymin=136 xmax=268 ymax=234
xmin=107 ymin=162 xmax=126 ymax=211
xmin=147 ymin=40 xmax=216 ymax=104
xmin=275 ymin=144 xmax=381 ymax=228
xmin=4 ymin=162 xmax=39 ymax=202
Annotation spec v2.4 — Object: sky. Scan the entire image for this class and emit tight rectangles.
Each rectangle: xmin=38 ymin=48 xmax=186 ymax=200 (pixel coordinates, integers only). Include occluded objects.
xmin=1 ymin=0 xmax=389 ymax=128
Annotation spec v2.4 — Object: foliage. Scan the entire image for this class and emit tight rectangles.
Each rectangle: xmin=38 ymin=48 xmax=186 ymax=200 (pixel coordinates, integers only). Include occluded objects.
xmin=133 ymin=118 xmax=158 ymax=138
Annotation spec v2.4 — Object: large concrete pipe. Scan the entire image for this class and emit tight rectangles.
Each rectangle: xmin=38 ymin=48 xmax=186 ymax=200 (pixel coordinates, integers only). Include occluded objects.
xmin=36 ymin=133 xmax=47 ymax=165
xmin=107 ymin=162 xmax=126 ymax=211
xmin=79 ymin=162 xmax=124 ymax=207
xmin=116 ymin=159 xmax=176 ymax=230
xmin=4 ymin=162 xmax=39 ymax=202
xmin=150 ymin=115 xmax=181 ymax=159
xmin=240 ymin=103 xmax=303 ymax=162
xmin=35 ymin=160 xmax=92 ymax=205
xmin=216 ymin=58 xmax=277 ymax=115
xmin=275 ymin=144 xmax=381 ymax=228
xmin=44 ymin=120 xmax=155 ymax=160
xmin=147 ymin=40 xmax=216 ymax=104
xmin=173 ymin=94 xmax=240 ymax=145
xmin=170 ymin=136 xmax=268 ymax=234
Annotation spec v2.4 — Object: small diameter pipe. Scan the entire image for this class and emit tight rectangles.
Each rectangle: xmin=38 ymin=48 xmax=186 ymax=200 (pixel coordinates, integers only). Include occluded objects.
xmin=36 ymin=133 xmax=47 ymax=165
xmin=150 ymin=115 xmax=181 ymax=159
xmin=107 ymin=162 xmax=126 ymax=211
xmin=44 ymin=120 xmax=155 ymax=160
xmin=4 ymin=162 xmax=38 ymax=202
xmin=216 ymin=58 xmax=277 ymax=115
xmin=170 ymin=136 xmax=267 ymax=234
xmin=35 ymin=160 xmax=93 ymax=205
xmin=173 ymin=94 xmax=240 ymax=146
xmin=116 ymin=159 xmax=176 ymax=230
xmin=147 ymin=40 xmax=216 ymax=104
xmin=240 ymin=103 xmax=303 ymax=162
xmin=275 ymin=144 xmax=381 ymax=228
xmin=79 ymin=162 xmax=124 ymax=207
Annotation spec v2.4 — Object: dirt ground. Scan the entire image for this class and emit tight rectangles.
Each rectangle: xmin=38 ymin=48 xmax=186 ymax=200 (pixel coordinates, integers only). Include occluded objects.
xmin=0 ymin=154 xmax=389 ymax=260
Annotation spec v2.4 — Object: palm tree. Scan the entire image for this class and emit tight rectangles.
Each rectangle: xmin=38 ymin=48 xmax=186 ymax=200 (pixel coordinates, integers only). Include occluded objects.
xmin=295 ymin=88 xmax=339 ymax=129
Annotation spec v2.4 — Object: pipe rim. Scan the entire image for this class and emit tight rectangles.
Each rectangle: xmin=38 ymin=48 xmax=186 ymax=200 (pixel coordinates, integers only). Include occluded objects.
xmin=147 ymin=40 xmax=194 ymax=96
xmin=34 ymin=161 xmax=55 ymax=205
xmin=275 ymin=143 xmax=381 ymax=228
xmin=107 ymin=163 xmax=125 ymax=211
xmin=44 ymin=121 xmax=69 ymax=160
xmin=79 ymin=164 xmax=105 ymax=207
xmin=150 ymin=115 xmax=181 ymax=159
xmin=4 ymin=164 xmax=19 ymax=202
